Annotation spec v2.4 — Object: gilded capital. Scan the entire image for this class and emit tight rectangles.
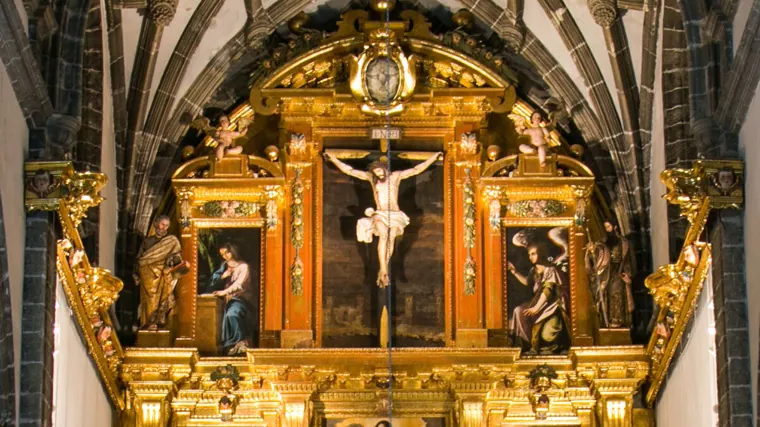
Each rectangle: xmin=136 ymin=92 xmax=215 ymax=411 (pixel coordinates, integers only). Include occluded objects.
xmin=588 ymin=0 xmax=617 ymax=28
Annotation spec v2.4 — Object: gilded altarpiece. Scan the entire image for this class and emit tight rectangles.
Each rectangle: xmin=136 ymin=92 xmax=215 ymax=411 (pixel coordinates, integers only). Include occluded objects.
xmin=35 ymin=6 xmax=748 ymax=427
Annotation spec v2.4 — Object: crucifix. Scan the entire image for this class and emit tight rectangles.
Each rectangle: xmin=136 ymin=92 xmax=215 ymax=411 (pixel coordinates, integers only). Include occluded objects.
xmin=323 ymin=128 xmax=442 ymax=347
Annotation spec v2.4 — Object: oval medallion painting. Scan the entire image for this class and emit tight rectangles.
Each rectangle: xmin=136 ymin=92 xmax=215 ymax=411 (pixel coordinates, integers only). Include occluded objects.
xmin=365 ymin=57 xmax=400 ymax=104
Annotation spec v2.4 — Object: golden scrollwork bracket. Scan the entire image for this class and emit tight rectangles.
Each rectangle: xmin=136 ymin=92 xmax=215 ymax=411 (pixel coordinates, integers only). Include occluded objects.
xmin=660 ymin=159 xmax=743 ymax=222
xmin=25 ymin=161 xmax=126 ymax=410
xmin=24 ymin=161 xmax=107 ymax=226
xmin=642 ymin=159 xmax=738 ymax=406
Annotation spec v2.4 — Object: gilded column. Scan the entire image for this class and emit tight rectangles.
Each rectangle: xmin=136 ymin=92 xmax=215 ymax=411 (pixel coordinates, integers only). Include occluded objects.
xmin=453 ymin=130 xmax=487 ymax=347
xmin=460 ymin=400 xmax=484 ymax=427
xmin=127 ymin=382 xmax=176 ymax=427
xmin=592 ymin=379 xmax=640 ymax=427
xmin=282 ymin=130 xmax=315 ymax=348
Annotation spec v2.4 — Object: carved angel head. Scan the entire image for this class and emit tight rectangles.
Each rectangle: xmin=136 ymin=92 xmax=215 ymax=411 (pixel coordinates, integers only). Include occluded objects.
xmin=289 ymin=133 xmax=307 ymax=156
xmin=459 ymin=132 xmax=478 ymax=155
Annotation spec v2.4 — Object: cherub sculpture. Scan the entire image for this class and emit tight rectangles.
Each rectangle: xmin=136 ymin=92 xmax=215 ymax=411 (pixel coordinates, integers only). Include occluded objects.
xmin=508 ymin=111 xmax=554 ymax=167
xmin=191 ymin=115 xmax=252 ymax=161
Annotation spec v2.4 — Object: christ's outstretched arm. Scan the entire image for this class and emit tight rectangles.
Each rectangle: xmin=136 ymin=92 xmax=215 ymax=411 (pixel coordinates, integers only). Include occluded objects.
xmin=323 ymin=152 xmax=371 ymax=181
xmin=398 ymin=152 xmax=443 ymax=179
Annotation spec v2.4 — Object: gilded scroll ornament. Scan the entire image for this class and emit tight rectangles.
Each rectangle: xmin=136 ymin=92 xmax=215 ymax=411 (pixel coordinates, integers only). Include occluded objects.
xmin=63 ymin=170 xmax=107 ymax=227
xmin=26 ymin=162 xmax=125 ymax=409
xmin=660 ymin=166 xmax=705 ymax=223
xmin=641 ymin=160 xmax=743 ymax=405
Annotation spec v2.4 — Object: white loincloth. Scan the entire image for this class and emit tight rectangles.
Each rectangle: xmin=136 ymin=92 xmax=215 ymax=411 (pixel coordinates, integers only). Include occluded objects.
xmin=357 ymin=209 xmax=410 ymax=243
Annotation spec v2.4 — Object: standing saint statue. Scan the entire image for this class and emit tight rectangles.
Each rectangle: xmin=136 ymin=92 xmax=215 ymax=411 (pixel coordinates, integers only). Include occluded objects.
xmin=134 ymin=215 xmax=189 ymax=330
xmin=584 ymin=220 xmax=635 ymax=328
xmin=323 ymin=151 xmax=443 ymax=287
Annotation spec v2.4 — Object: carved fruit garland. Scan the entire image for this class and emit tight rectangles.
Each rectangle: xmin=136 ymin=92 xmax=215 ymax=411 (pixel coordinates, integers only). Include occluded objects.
xmin=463 ymin=169 xmax=476 ymax=296
xmin=290 ymin=170 xmax=305 ymax=296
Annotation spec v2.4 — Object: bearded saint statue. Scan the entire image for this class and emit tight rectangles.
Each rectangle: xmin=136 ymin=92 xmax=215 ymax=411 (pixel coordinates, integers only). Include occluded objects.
xmin=584 ymin=220 xmax=635 ymax=328
xmin=134 ymin=215 xmax=189 ymax=330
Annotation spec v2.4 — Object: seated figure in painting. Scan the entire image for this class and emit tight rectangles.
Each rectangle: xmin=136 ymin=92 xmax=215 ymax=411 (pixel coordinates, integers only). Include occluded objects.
xmin=323 ymin=151 xmax=442 ymax=287
xmin=208 ymin=243 xmax=256 ymax=355
xmin=507 ymin=241 xmax=570 ymax=354
xmin=134 ymin=215 xmax=189 ymax=330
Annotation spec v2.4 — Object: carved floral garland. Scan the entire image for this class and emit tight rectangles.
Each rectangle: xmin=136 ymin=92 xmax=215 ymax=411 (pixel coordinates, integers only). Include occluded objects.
xmin=508 ymin=199 xmax=565 ymax=218
xmin=290 ymin=170 xmax=305 ymax=296
xmin=463 ymin=169 xmax=476 ymax=296
xmin=202 ymin=200 xmax=260 ymax=218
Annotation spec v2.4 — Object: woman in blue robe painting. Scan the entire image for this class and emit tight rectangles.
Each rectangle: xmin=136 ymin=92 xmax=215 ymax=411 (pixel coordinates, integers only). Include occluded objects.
xmin=208 ymin=243 xmax=255 ymax=355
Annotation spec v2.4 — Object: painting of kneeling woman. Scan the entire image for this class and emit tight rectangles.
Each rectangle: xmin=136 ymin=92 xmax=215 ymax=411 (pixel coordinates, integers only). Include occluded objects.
xmin=204 ymin=242 xmax=258 ymax=356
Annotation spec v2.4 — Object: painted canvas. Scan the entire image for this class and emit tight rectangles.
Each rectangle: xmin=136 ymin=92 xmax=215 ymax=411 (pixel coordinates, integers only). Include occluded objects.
xmin=322 ymin=154 xmax=445 ymax=347
xmin=197 ymin=227 xmax=261 ymax=355
xmin=504 ymin=226 xmax=571 ymax=354
xmin=324 ymin=418 xmax=445 ymax=427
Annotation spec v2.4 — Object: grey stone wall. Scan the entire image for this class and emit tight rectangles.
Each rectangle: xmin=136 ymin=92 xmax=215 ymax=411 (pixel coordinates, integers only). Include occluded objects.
xmin=19 ymin=212 xmax=56 ymax=427
xmin=710 ymin=210 xmax=752 ymax=427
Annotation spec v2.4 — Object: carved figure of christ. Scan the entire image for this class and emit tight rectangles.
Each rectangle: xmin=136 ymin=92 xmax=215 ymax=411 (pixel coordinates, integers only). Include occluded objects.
xmin=323 ymin=151 xmax=443 ymax=287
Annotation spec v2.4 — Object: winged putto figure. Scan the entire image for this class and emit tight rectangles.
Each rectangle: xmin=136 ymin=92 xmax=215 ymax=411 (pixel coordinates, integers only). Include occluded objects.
xmin=190 ymin=114 xmax=252 ymax=161
xmin=508 ymin=111 xmax=555 ymax=168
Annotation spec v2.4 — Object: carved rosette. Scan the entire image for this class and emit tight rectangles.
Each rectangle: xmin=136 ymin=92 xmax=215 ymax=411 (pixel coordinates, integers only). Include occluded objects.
xmin=147 ymin=0 xmax=178 ymax=25
xmin=588 ymin=0 xmax=617 ymax=28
